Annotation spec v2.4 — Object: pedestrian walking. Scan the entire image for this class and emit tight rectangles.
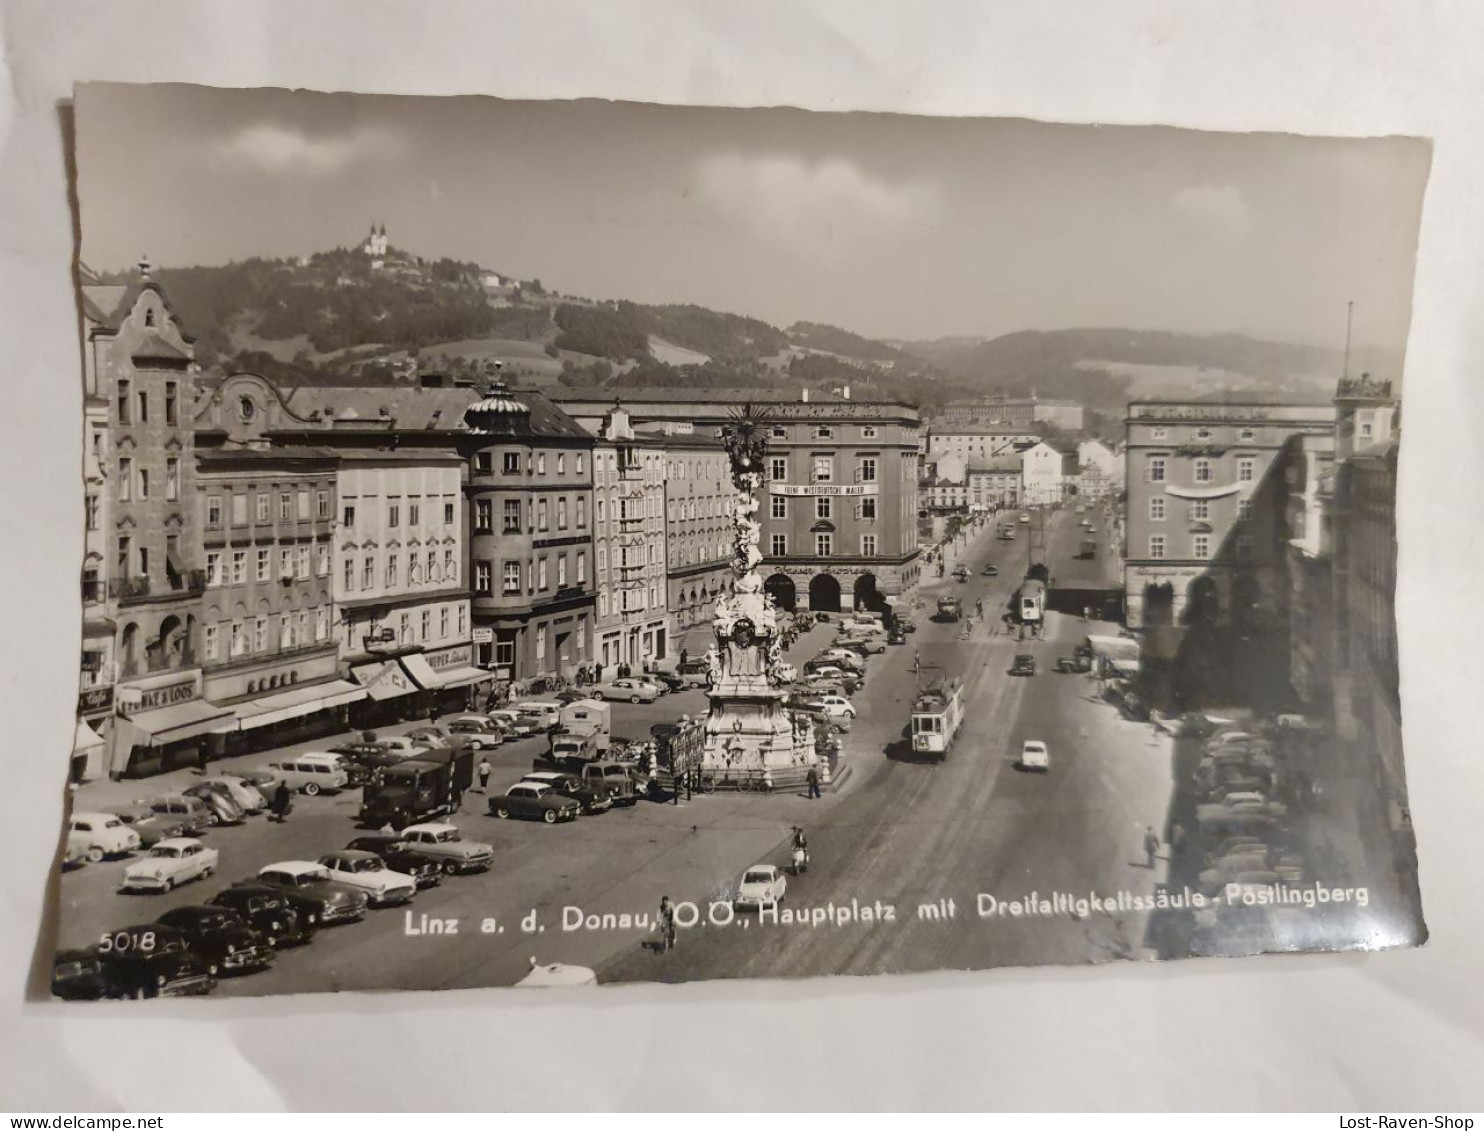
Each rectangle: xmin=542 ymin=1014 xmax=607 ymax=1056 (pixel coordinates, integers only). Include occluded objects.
xmin=806 ymin=765 xmax=821 ymax=800
xmin=1143 ymin=825 xmax=1160 ymax=870
xmin=477 ymin=757 xmax=492 ymax=793
xmin=679 ymin=648 xmax=689 ymax=667
xmin=428 ymin=703 xmax=440 ymax=727
xmin=913 ymin=649 xmax=921 ymax=676
xmin=270 ymin=781 xmax=292 ymax=824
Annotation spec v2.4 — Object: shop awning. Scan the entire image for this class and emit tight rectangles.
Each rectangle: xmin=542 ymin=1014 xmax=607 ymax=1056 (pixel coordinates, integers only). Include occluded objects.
xmin=398 ymin=653 xmax=443 ymax=689
xmin=222 ymin=680 xmax=368 ymax=731
xmin=73 ymin=720 xmax=105 ymax=753
xmin=350 ymin=660 xmax=419 ymax=701
xmin=403 ymin=657 xmax=494 ymax=690
xmin=124 ymin=699 xmax=236 ymax=744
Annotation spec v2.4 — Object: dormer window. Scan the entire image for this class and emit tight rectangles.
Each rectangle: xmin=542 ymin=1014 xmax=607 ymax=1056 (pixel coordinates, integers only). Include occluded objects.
xmin=144 ymin=308 xmax=155 ymax=328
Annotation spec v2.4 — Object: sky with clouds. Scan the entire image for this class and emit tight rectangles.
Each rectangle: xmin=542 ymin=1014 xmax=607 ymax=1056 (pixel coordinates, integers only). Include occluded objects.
xmin=75 ymin=84 xmax=1429 ymax=350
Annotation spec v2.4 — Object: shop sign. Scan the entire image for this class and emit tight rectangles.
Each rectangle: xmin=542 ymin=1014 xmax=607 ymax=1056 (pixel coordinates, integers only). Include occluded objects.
xmin=116 ymin=673 xmax=201 ymax=717
xmin=425 ymin=646 xmax=472 ymax=671
xmin=78 ymin=686 xmax=114 ymax=714
xmin=769 ymin=483 xmax=879 ymax=497
xmin=472 ymin=628 xmax=494 ymax=644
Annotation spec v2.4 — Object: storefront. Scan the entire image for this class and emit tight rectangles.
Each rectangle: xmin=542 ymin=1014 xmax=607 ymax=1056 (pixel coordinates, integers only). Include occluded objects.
xmin=401 ymin=643 xmax=495 ymax=716
xmin=71 ymin=685 xmax=115 ymax=784
xmin=212 ymin=678 xmax=368 ymax=756
xmin=347 ymin=657 xmax=423 ymax=729
xmin=109 ymin=670 xmax=235 ymax=778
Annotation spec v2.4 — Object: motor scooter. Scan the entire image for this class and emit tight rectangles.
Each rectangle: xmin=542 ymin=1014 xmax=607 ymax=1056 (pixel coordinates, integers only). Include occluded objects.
xmin=791 ymin=843 xmax=809 ymax=875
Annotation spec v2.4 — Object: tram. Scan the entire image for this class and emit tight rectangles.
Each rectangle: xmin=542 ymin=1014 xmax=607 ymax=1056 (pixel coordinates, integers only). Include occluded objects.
xmin=910 ymin=670 xmax=965 ymax=760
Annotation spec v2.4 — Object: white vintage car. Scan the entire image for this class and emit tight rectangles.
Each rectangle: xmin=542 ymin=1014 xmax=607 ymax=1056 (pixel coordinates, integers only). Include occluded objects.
xmin=316 ymin=850 xmax=417 ymax=906
xmin=121 ymin=837 xmax=220 ymax=893
xmin=69 ymin=812 xmax=141 ymax=862
xmin=733 ymin=864 xmax=787 ymax=911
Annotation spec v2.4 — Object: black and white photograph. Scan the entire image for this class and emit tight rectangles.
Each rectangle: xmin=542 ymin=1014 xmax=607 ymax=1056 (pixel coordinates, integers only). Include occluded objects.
xmin=46 ymin=82 xmax=1428 ymax=1000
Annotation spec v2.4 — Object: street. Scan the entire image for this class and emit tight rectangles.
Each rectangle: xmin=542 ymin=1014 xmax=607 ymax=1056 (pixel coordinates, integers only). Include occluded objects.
xmin=58 ymin=506 xmax=1177 ymax=992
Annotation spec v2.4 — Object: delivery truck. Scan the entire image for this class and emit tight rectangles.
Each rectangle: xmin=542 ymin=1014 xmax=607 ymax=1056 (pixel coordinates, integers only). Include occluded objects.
xmin=357 ymin=745 xmax=475 ymax=830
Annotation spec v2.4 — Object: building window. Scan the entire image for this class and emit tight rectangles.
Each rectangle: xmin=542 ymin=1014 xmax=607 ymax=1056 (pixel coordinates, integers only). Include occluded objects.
xmin=495 ymin=638 xmax=515 ymax=666
xmin=279 ymin=547 xmax=293 ymax=580
xmin=343 ymin=556 xmax=354 ymax=592
xmin=317 ymin=544 xmax=331 ymax=576
xmin=861 ymin=534 xmax=878 ymax=556
xmin=1238 ymin=458 xmax=1255 ymax=482
xmin=316 ymin=608 xmax=330 ymax=641
xmin=477 ymin=561 xmax=494 ymax=595
xmin=387 ymin=501 xmax=400 ymax=527
xmin=598 ymin=592 xmax=609 ymax=617
xmin=501 ymin=562 xmax=519 ymax=594
xmin=203 ymin=551 xmax=222 ymax=586
xmin=342 ymin=504 xmax=355 ymax=527
xmin=1149 ymin=458 xmax=1166 ymax=483
xmin=315 ymin=490 xmax=330 ymax=519
xmin=557 ymin=555 xmax=568 ymax=587
xmin=427 ymin=550 xmax=438 ymax=584
xmin=409 ymin=553 xmax=422 ymax=585
xmin=577 ymin=496 xmax=587 ymax=528
xmin=137 ymin=467 xmax=149 ymax=500
xmin=440 ymin=607 xmax=449 ymax=638
xmin=1193 ymin=534 xmax=1211 ymax=559
xmin=498 ymin=499 xmax=518 ymax=533
xmin=861 ymin=497 xmax=877 ymax=521
xmin=256 ymin=493 xmax=270 ymax=523
xmin=444 ymin=502 xmax=455 ymax=524
xmin=165 ymin=458 xmax=179 ymax=501
xmin=476 ymin=499 xmax=494 ymax=533
xmin=1237 ymin=534 xmax=1253 ymax=557
xmin=298 ymin=545 xmax=310 ymax=580
xmin=444 ymin=549 xmax=456 ymax=585
xmin=420 ymin=610 xmax=431 ymax=640
xmin=362 ymin=557 xmax=375 ymax=589
xmin=576 ymin=453 xmax=586 ymax=476
xmin=400 ymin=614 xmax=411 ymax=644
xmin=771 ymin=495 xmax=787 ymax=520
xmin=502 ymin=452 xmax=520 ymax=474
xmin=386 ymin=555 xmax=398 ymax=587
xmin=117 ymin=378 xmax=131 ymax=425
xmin=862 ymin=426 xmax=878 ymax=439
xmin=257 ymin=617 xmax=271 ymax=652
xmin=294 ymin=489 xmax=309 ymax=519
xmin=137 ymin=389 xmax=148 ymax=423
xmin=1239 ymin=428 xmax=1255 ymax=441
xmin=771 ymin=533 xmax=787 ymax=556
xmin=1149 ymin=535 xmax=1166 ymax=559
xmin=277 ymin=493 xmax=290 ymax=521
xmin=815 ymin=427 xmax=833 ymax=440
xmin=813 ymin=457 xmax=833 ymax=483
xmin=816 ymin=533 xmax=833 ymax=556
xmin=256 ymin=549 xmax=271 ymax=582
xmin=537 ymin=453 xmax=547 ymax=476
xmin=537 ymin=498 xmax=549 ymax=531
xmin=204 ymin=624 xmax=219 ymax=661
xmin=771 ymin=426 xmax=787 ymax=439
xmin=1190 ymin=500 xmax=1210 ymax=521
xmin=558 ymin=498 xmax=568 ymax=529
xmin=1196 ymin=428 xmax=1212 ymax=440
xmin=1151 ymin=427 xmax=1167 ymax=440
xmin=474 ymin=452 xmax=493 ymax=475
xmin=1149 ymin=496 xmax=1166 ymax=521
xmin=1238 ymin=498 xmax=1252 ymax=519
xmin=816 ymin=496 xmax=832 ymax=520
xmin=1194 ymin=458 xmax=1213 ymax=483
xmin=770 ymin=457 xmax=787 ymax=482
xmin=207 ymin=495 xmax=222 ymax=528
xmin=537 ymin=558 xmax=548 ymax=589
xmin=577 ymin=551 xmax=587 ymax=584
xmin=230 ymin=620 xmax=246 ymax=658
xmin=556 ymin=453 xmax=566 ymax=476
xmin=118 ymin=457 xmax=133 ymax=501
xmin=231 ymin=494 xmax=247 ymax=526
xmin=231 ymin=551 xmax=246 ymax=585
xmin=1360 ymin=421 xmax=1374 ymax=440
xmin=858 ymin=458 xmax=878 ymax=483
xmin=408 ymin=502 xmax=420 ymax=527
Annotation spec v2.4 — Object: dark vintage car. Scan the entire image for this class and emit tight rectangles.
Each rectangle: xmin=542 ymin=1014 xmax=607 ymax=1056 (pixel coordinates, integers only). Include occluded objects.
xmin=1055 ymin=656 xmax=1088 ymax=674
xmin=207 ymin=885 xmax=317 ymax=948
xmin=488 ymin=783 xmax=581 ymax=824
xmin=110 ymin=803 xmax=189 ymax=849
xmin=244 ymin=862 xmax=369 ymax=925
xmin=52 ymin=948 xmax=113 ymax=1001
xmin=520 ymin=770 xmax=613 ymax=814
xmin=1010 ymin=654 xmax=1038 ymax=677
xmin=93 ymin=925 xmax=217 ymax=999
xmin=154 ymin=905 xmax=274 ymax=976
xmin=554 ymin=688 xmax=589 ymax=704
xmin=327 ymin=742 xmax=407 ymax=785
xmin=181 ymin=782 xmax=247 ymax=827
xmin=887 ymin=628 xmax=908 ymax=645
xmin=344 ymin=835 xmax=444 ymax=889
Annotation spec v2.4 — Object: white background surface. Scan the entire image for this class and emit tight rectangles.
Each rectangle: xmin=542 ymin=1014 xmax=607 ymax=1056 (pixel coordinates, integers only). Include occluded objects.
xmin=1 ymin=0 xmax=1482 ymax=1112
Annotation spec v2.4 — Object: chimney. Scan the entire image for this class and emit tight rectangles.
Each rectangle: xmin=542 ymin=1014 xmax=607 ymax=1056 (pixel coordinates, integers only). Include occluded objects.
xmin=843 ymin=384 xmax=851 ymax=401
xmin=802 ymin=388 xmax=810 ymax=403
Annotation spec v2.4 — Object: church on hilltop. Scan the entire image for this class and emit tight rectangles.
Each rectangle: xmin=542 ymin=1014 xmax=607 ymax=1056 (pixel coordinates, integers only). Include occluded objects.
xmin=362 ymin=223 xmax=388 ymax=257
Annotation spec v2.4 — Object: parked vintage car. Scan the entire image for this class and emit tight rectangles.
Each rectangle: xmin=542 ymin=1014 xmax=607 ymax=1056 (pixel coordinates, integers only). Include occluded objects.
xmin=182 ymin=782 xmax=247 ymax=827
xmin=445 ymin=716 xmax=508 ymax=749
xmin=488 ymin=783 xmax=581 ymax=824
xmin=317 ymin=850 xmax=418 ymax=907
xmin=733 ymin=864 xmax=787 ymax=911
xmin=207 ymin=885 xmax=315 ymax=948
xmin=142 ymin=794 xmax=216 ymax=836
xmin=589 ymin=678 xmax=662 ymax=703
xmin=92 ymin=925 xmax=217 ymax=999
xmin=154 ymin=905 xmax=274 ymax=976
xmin=68 ymin=812 xmax=141 ymax=862
xmin=399 ymin=823 xmax=495 ymax=875
xmin=1010 ymin=654 xmax=1038 ymax=677
xmin=222 ymin=768 xmax=280 ymax=795
xmin=121 ymin=837 xmax=220 ymax=894
xmin=519 ymin=771 xmax=613 ymax=814
xmin=343 ymin=834 xmax=444 ymax=889
xmin=51 ymin=948 xmax=112 ymax=1001
xmin=200 ymin=776 xmax=268 ymax=814
xmin=247 ymin=861 xmax=369 ymax=925
xmin=108 ymin=803 xmax=189 ymax=849
xmin=405 ymin=726 xmax=452 ymax=749
xmin=269 ymin=753 xmax=352 ymax=795
xmin=487 ymin=710 xmax=543 ymax=739
xmin=836 ymin=634 xmax=887 ymax=655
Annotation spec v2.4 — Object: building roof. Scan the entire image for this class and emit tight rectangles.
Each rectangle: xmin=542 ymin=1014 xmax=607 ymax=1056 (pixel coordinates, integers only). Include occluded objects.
xmin=966 ymin=455 xmax=1022 ymax=474
xmin=131 ymin=330 xmax=191 ymax=362
xmin=549 ymin=385 xmax=851 ymax=405
xmin=279 ymin=384 xmax=481 ymax=431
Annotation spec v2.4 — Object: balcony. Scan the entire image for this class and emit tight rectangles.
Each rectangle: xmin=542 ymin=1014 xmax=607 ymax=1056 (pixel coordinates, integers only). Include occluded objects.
xmin=111 ymin=569 xmax=207 ymax=604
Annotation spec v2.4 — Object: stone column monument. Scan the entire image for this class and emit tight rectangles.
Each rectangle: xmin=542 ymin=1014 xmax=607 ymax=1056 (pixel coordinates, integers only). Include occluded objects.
xmin=701 ymin=405 xmax=816 ymax=788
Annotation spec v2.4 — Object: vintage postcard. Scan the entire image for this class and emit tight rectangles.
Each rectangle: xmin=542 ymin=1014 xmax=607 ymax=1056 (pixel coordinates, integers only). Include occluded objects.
xmin=50 ymin=84 xmax=1426 ymax=999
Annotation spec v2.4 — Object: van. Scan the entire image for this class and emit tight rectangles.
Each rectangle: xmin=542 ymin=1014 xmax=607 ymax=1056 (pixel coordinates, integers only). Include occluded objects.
xmin=144 ymin=794 xmax=216 ymax=835
xmin=514 ymin=700 xmax=563 ymax=730
xmin=270 ymin=752 xmax=351 ymax=796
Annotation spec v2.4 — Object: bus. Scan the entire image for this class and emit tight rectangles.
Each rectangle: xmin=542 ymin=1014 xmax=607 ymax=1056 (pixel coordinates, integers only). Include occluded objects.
xmin=911 ymin=674 xmax=964 ymax=760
